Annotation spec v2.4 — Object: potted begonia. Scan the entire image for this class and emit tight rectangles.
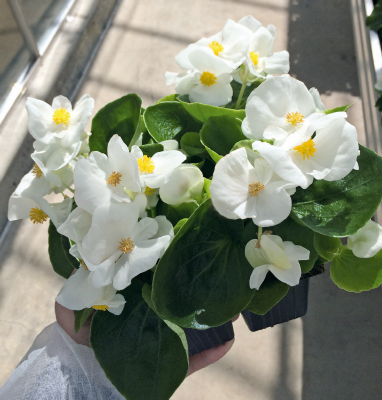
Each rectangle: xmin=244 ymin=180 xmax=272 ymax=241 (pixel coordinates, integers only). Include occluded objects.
xmin=7 ymin=15 xmax=382 ymax=400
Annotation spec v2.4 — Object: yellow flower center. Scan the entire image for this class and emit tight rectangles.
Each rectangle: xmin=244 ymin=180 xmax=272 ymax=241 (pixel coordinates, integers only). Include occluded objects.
xmin=106 ymin=171 xmax=122 ymax=186
xmin=52 ymin=108 xmax=70 ymax=125
xmin=200 ymin=71 xmax=217 ymax=87
xmin=137 ymin=155 xmax=155 ymax=174
xmin=285 ymin=111 xmax=304 ymax=126
xmin=293 ymin=139 xmax=316 ymax=160
xmin=248 ymin=181 xmax=265 ymax=197
xmin=29 ymin=207 xmax=48 ymax=224
xmin=250 ymin=51 xmax=259 ymax=66
xmin=31 ymin=163 xmax=43 ymax=179
xmin=118 ymin=237 xmax=135 ymax=254
xmin=81 ymin=260 xmax=89 ymax=271
xmin=92 ymin=305 xmax=109 ymax=311
xmin=209 ymin=40 xmax=224 ymax=56
xmin=144 ymin=186 xmax=155 ymax=196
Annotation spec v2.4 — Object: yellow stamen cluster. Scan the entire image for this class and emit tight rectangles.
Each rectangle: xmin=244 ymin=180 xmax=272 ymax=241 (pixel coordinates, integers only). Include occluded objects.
xmin=293 ymin=139 xmax=316 ymax=160
xmin=144 ymin=186 xmax=155 ymax=196
xmin=92 ymin=305 xmax=109 ymax=311
xmin=106 ymin=171 xmax=122 ymax=186
xmin=250 ymin=51 xmax=259 ymax=66
xmin=81 ymin=260 xmax=89 ymax=271
xmin=248 ymin=181 xmax=265 ymax=197
xmin=118 ymin=237 xmax=135 ymax=254
xmin=209 ymin=41 xmax=224 ymax=56
xmin=52 ymin=108 xmax=70 ymax=125
xmin=285 ymin=111 xmax=304 ymax=126
xmin=138 ymin=155 xmax=155 ymax=174
xmin=31 ymin=163 xmax=43 ymax=179
xmin=200 ymin=71 xmax=217 ymax=87
xmin=29 ymin=207 xmax=48 ymax=224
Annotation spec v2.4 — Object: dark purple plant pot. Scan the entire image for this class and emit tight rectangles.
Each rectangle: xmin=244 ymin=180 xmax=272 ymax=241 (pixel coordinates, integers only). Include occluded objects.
xmin=241 ymin=264 xmax=325 ymax=332
xmin=184 ymin=321 xmax=234 ymax=357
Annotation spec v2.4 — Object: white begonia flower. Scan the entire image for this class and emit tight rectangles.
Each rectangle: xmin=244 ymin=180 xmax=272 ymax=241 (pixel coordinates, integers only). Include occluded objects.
xmin=153 ymin=215 xmax=175 ymax=257
xmin=210 ymin=148 xmax=296 ymax=227
xmin=80 ymin=202 xmax=171 ymax=290
xmin=252 ymin=112 xmax=359 ymax=189
xmin=242 ymin=75 xmax=325 ymax=141
xmin=159 ymin=164 xmax=204 ymax=206
xmin=167 ymin=48 xmax=233 ymax=107
xmin=347 ymin=220 xmax=382 ymax=258
xmin=234 ymin=26 xmax=289 ymax=83
xmin=245 ymin=234 xmax=310 ymax=289
xmin=175 ymin=19 xmax=252 ymax=70
xmin=74 ymin=135 xmax=141 ymax=214
xmin=130 ymin=145 xmax=186 ymax=189
xmin=31 ymin=139 xmax=81 ymax=187
xmin=56 ymin=267 xmax=125 ymax=315
xmin=26 ymin=94 xmax=94 ymax=146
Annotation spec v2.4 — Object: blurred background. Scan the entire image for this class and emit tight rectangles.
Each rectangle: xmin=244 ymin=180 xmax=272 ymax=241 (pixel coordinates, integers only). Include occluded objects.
xmin=0 ymin=0 xmax=381 ymax=398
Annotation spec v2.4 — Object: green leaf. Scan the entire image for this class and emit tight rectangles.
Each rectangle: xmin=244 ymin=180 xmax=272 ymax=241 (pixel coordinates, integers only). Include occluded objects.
xmin=90 ymin=94 xmax=142 ymax=153
xmin=156 ymin=200 xmax=199 ymax=226
xmin=203 ymin=178 xmax=212 ymax=197
xmin=180 ymin=132 xmax=207 ymax=155
xmin=266 ymin=217 xmax=318 ymax=273
xmin=143 ymin=102 xmax=202 ymax=143
xmin=200 ymin=115 xmax=247 ymax=160
xmin=331 ymin=249 xmax=382 ymax=292
xmin=152 ymin=199 xmax=254 ymax=327
xmin=292 ymin=145 xmax=382 ymax=236
xmin=226 ymin=79 xmax=264 ymax=109
xmin=74 ymin=308 xmax=93 ymax=333
xmin=155 ymin=94 xmax=179 ymax=104
xmin=313 ymin=232 xmax=342 ymax=261
xmin=179 ymin=99 xmax=245 ymax=123
xmin=174 ymin=218 xmax=188 ymax=235
xmin=231 ymin=139 xmax=254 ymax=152
xmin=185 ymin=155 xmax=205 ymax=169
xmin=90 ymin=278 xmax=188 ymax=400
xmin=245 ymin=274 xmax=289 ymax=315
xmin=323 ymin=104 xmax=351 ymax=114
xmin=48 ymin=221 xmax=77 ymax=279
xmin=366 ymin=1 xmax=382 ymax=31
xmin=140 ymin=143 xmax=164 ymax=157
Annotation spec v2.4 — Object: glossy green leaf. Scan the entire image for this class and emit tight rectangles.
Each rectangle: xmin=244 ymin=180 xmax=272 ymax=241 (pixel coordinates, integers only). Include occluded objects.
xmin=292 ymin=145 xmax=382 ymax=236
xmin=313 ymin=232 xmax=342 ymax=261
xmin=200 ymin=115 xmax=247 ymax=160
xmin=74 ymin=308 xmax=93 ymax=333
xmin=140 ymin=143 xmax=164 ymax=157
xmin=91 ymin=278 xmax=188 ymax=400
xmin=323 ymin=104 xmax=351 ymax=114
xmin=143 ymin=102 xmax=202 ymax=143
xmin=180 ymin=132 xmax=206 ymax=155
xmin=203 ymin=178 xmax=211 ymax=197
xmin=330 ymin=249 xmax=382 ymax=292
xmin=265 ymin=217 xmax=318 ymax=273
xmin=48 ymin=221 xmax=77 ymax=279
xmin=245 ymin=274 xmax=289 ymax=315
xmin=174 ymin=218 xmax=188 ymax=235
xmin=155 ymin=94 xmax=179 ymax=104
xmin=227 ymin=79 xmax=264 ymax=109
xmin=90 ymin=94 xmax=142 ymax=153
xmin=366 ymin=1 xmax=382 ymax=31
xmin=179 ymin=99 xmax=245 ymax=123
xmin=156 ymin=200 xmax=199 ymax=226
xmin=152 ymin=199 xmax=255 ymax=328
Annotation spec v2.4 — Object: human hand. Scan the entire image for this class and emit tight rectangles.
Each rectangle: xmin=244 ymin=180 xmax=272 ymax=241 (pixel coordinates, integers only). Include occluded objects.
xmin=55 ymin=301 xmax=238 ymax=376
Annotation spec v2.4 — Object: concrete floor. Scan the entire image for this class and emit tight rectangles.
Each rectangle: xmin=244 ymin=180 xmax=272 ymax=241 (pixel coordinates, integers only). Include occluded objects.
xmin=0 ymin=0 xmax=381 ymax=399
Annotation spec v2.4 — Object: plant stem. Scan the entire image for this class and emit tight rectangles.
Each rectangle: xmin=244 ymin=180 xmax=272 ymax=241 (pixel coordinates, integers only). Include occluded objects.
xmin=235 ymin=78 xmax=247 ymax=110
xmin=63 ymin=183 xmax=75 ymax=194
xmin=151 ymin=206 xmax=157 ymax=218
xmin=258 ymin=226 xmax=263 ymax=238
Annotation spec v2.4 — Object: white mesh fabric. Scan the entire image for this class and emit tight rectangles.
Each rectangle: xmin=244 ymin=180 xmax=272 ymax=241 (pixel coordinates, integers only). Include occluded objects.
xmin=0 ymin=322 xmax=124 ymax=400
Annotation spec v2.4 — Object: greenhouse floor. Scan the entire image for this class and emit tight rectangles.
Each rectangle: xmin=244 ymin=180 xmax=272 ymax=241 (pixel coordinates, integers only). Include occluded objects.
xmin=0 ymin=0 xmax=381 ymax=399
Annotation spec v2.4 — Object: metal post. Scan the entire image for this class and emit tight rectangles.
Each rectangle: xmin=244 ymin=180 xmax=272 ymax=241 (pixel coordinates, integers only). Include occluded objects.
xmin=8 ymin=0 xmax=40 ymax=58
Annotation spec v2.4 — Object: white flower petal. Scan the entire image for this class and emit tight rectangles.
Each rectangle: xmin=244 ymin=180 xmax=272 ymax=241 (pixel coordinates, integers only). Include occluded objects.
xmin=57 ymin=207 xmax=92 ymax=242
xmin=249 ymin=265 xmax=270 ymax=290
xmin=263 ymin=51 xmax=290 ymax=75
xmin=348 ymin=220 xmax=382 ymax=258
xmin=268 ymin=259 xmax=301 ymax=287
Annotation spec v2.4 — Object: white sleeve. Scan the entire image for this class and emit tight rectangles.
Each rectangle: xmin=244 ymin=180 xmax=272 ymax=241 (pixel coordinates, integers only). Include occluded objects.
xmin=0 ymin=322 xmax=124 ymax=400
